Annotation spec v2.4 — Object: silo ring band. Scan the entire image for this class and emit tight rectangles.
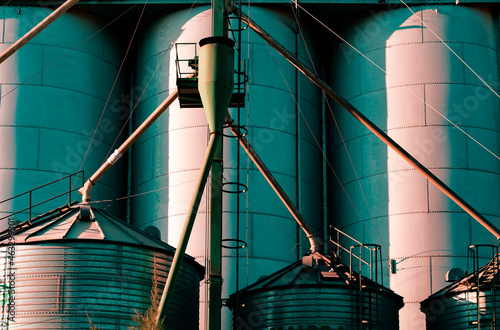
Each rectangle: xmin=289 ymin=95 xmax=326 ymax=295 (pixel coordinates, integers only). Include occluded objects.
xmin=227 ymin=16 xmax=249 ymax=31
xmin=199 ymin=36 xmax=235 ymax=48
xmin=222 ymin=182 xmax=248 ymax=194
xmin=221 ymin=239 xmax=247 ymax=249
xmin=223 ymin=124 xmax=247 ymax=138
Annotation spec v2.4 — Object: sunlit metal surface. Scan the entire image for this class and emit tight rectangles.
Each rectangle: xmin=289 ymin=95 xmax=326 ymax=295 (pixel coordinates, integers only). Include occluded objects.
xmin=132 ymin=6 xmax=324 ymax=328
xmin=421 ymin=253 xmax=500 ymax=329
xmin=329 ymin=5 xmax=500 ymax=329
xmin=0 ymin=205 xmax=203 ymax=329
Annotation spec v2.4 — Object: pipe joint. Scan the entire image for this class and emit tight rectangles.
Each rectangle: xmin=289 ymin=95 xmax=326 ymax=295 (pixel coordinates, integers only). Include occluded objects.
xmin=78 ymin=179 xmax=94 ymax=203
xmin=107 ymin=149 xmax=123 ymax=165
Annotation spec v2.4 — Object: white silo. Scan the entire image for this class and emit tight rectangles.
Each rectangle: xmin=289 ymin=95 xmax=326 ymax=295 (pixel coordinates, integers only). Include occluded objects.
xmin=329 ymin=5 xmax=500 ymax=329
xmin=132 ymin=5 xmax=323 ymax=328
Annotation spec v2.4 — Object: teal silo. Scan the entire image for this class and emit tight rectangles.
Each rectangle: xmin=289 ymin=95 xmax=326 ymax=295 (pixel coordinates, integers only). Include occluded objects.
xmin=228 ymin=254 xmax=404 ymax=329
xmin=0 ymin=7 xmax=127 ymax=224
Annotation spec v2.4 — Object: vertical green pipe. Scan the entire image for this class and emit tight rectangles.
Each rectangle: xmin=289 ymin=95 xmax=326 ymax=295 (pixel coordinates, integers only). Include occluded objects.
xmin=198 ymin=4 xmax=234 ymax=323
xmin=209 ymin=139 xmax=223 ymax=330
xmin=156 ymin=132 xmax=220 ymax=326
xmin=211 ymin=0 xmax=225 ymax=37
xmin=294 ymin=9 xmax=302 ymax=261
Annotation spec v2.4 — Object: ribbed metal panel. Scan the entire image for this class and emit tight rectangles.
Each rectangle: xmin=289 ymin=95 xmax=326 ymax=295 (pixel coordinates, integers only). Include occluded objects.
xmin=422 ymin=274 xmax=500 ymax=328
xmin=329 ymin=5 xmax=500 ymax=329
xmin=0 ymin=243 xmax=200 ymax=329
xmin=133 ymin=6 xmax=323 ymax=328
xmin=0 ymin=206 xmax=203 ymax=329
xmin=0 ymin=7 xmax=127 ymax=223
xmin=233 ymin=287 xmax=402 ymax=329
xmin=424 ymin=291 xmax=500 ymax=330
xmin=229 ymin=258 xmax=403 ymax=329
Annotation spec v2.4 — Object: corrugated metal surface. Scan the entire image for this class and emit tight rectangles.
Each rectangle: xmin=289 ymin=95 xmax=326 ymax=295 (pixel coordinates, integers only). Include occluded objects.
xmin=229 ymin=256 xmax=403 ymax=329
xmin=0 ymin=206 xmax=203 ymax=329
xmin=421 ymin=254 xmax=500 ymax=329
xmin=132 ymin=5 xmax=323 ymax=328
xmin=328 ymin=5 xmax=500 ymax=329
xmin=0 ymin=7 xmax=127 ymax=225
xmin=423 ymin=290 xmax=500 ymax=329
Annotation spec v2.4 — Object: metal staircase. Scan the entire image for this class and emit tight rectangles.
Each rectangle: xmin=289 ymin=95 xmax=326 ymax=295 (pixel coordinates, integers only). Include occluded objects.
xmin=330 ymin=226 xmax=384 ymax=329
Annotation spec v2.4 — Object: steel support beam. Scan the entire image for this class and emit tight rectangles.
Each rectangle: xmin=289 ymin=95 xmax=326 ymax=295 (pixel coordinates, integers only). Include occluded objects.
xmin=156 ymin=132 xmax=221 ymax=326
xmin=225 ymin=113 xmax=320 ymax=252
xmin=79 ymin=90 xmax=179 ymax=202
xmin=208 ymin=138 xmax=223 ymax=330
xmin=207 ymin=2 xmax=229 ymax=328
xmin=232 ymin=6 xmax=500 ymax=240
xmin=0 ymin=0 xmax=79 ymax=64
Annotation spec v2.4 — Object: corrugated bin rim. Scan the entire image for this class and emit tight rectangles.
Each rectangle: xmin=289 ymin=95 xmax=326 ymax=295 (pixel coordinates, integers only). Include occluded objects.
xmin=0 ymin=204 xmax=204 ymax=278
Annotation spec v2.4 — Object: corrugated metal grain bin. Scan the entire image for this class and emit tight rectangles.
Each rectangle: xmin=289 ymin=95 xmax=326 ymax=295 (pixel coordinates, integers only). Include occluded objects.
xmin=228 ymin=254 xmax=403 ymax=329
xmin=0 ymin=205 xmax=203 ymax=329
xmin=421 ymin=253 xmax=500 ymax=329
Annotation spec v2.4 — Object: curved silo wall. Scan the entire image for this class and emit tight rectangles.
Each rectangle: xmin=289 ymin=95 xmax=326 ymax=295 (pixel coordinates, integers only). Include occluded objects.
xmin=328 ymin=5 xmax=500 ymax=329
xmin=0 ymin=241 xmax=201 ymax=329
xmin=132 ymin=5 xmax=323 ymax=328
xmin=0 ymin=7 xmax=127 ymax=224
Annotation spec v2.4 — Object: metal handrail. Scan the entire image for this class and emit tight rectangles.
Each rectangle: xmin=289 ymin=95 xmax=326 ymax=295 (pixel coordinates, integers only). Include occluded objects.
xmin=330 ymin=226 xmax=383 ymax=285
xmin=330 ymin=226 xmax=372 ymax=263
xmin=0 ymin=171 xmax=84 ymax=222
xmin=175 ymin=43 xmax=198 ymax=80
xmin=466 ymin=244 xmax=499 ymax=328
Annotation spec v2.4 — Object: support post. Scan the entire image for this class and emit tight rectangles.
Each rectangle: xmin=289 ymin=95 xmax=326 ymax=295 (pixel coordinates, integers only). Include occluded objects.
xmin=226 ymin=113 xmax=319 ymax=253
xmin=156 ymin=132 xmax=221 ymax=326
xmin=209 ymin=138 xmax=223 ymax=330
xmin=207 ymin=1 xmax=230 ymax=328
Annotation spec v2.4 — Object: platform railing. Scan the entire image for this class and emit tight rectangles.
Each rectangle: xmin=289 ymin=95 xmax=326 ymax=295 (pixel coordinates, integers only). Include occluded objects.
xmin=0 ymin=171 xmax=84 ymax=224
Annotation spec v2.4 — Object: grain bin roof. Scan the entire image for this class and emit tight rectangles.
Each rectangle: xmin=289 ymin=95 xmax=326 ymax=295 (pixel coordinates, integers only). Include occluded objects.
xmin=1 ymin=204 xmax=183 ymax=256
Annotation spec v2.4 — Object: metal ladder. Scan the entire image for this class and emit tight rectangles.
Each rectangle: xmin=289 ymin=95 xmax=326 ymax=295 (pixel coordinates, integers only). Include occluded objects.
xmin=467 ymin=244 xmax=499 ymax=329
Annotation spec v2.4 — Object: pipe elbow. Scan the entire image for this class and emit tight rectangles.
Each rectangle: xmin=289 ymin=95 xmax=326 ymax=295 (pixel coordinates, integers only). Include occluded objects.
xmin=78 ymin=180 xmax=94 ymax=203
xmin=307 ymin=233 xmax=319 ymax=254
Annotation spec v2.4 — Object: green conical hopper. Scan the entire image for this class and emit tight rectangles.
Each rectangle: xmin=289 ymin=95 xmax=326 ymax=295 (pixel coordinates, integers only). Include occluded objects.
xmin=198 ymin=36 xmax=235 ymax=133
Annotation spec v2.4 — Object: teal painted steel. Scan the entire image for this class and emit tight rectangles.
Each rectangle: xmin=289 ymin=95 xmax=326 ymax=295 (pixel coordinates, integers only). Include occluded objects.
xmin=0 ymin=206 xmax=203 ymax=329
xmin=0 ymin=7 xmax=127 ymax=224
xmin=132 ymin=6 xmax=324 ymax=328
xmin=329 ymin=5 xmax=500 ymax=329
xmin=421 ymin=254 xmax=500 ymax=329
xmin=229 ymin=258 xmax=403 ymax=329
